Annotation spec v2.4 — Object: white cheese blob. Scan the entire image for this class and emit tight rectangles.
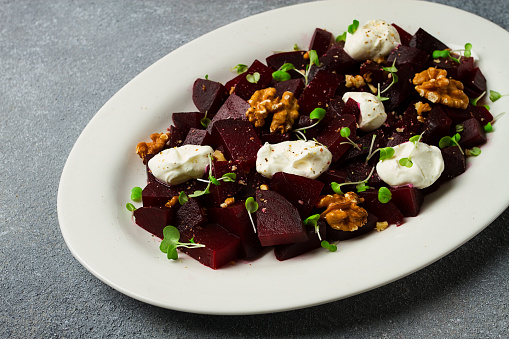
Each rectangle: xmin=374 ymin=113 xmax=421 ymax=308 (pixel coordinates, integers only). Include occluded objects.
xmin=256 ymin=140 xmax=332 ymax=179
xmin=148 ymin=145 xmax=213 ymax=185
xmin=376 ymin=141 xmax=444 ymax=189
xmin=342 ymin=92 xmax=387 ymax=132
xmin=344 ymin=19 xmax=401 ymax=62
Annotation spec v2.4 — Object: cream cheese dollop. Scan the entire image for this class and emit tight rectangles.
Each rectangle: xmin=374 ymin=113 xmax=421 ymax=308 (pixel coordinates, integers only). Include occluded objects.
xmin=344 ymin=19 xmax=401 ymax=62
xmin=256 ymin=140 xmax=332 ymax=179
xmin=148 ymin=145 xmax=213 ymax=185
xmin=342 ymin=92 xmax=387 ymax=132
xmin=376 ymin=141 xmax=444 ymax=189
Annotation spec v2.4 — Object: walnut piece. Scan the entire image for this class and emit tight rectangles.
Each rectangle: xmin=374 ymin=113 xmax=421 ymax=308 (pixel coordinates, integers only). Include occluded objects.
xmin=213 ymin=149 xmax=227 ymax=162
xmin=375 ymin=221 xmax=389 ymax=232
xmin=246 ymin=88 xmax=300 ymax=134
xmin=413 ymin=67 xmax=469 ymax=109
xmin=220 ymin=197 xmax=235 ymax=208
xmin=414 ymin=101 xmax=432 ymax=123
xmin=165 ymin=196 xmax=179 ymax=208
xmin=136 ymin=132 xmax=170 ymax=161
xmin=315 ymin=192 xmax=368 ymax=232
xmin=345 ymin=75 xmax=366 ymax=88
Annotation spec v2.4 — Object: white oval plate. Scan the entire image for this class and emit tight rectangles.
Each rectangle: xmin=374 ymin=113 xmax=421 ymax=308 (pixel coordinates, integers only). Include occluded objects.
xmin=58 ymin=0 xmax=509 ymax=315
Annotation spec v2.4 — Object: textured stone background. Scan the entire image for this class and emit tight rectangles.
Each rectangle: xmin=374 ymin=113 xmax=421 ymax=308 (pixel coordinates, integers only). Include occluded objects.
xmin=1 ymin=0 xmax=508 ymax=337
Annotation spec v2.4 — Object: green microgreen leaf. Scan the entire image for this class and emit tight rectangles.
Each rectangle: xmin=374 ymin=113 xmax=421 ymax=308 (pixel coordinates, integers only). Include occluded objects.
xmin=464 ymin=43 xmax=472 ymax=58
xmin=221 ymin=173 xmax=236 ymax=182
xmin=309 ymin=107 xmax=326 ymax=121
xmin=470 ymin=91 xmax=486 ymax=106
xmin=455 ymin=124 xmax=464 ymax=133
xmin=280 ymin=63 xmax=295 ymax=72
xmin=160 ymin=226 xmax=205 ymax=260
xmin=409 ymin=135 xmax=420 ymax=144
xmin=380 ymin=60 xmax=399 ymax=94
xmin=439 ymin=135 xmax=464 ymax=155
xmin=303 ymin=214 xmax=322 ymax=241
xmin=200 ymin=117 xmax=211 ymax=128
xmin=452 ymin=133 xmax=461 ymax=143
xmin=321 ymin=240 xmax=337 ymax=252
xmin=246 ymin=72 xmax=260 ymax=84
xmin=489 ymin=90 xmax=504 ymax=102
xmin=378 ymin=187 xmax=392 ymax=204
xmin=356 ymin=182 xmax=370 ymax=193
xmin=379 ymin=147 xmax=395 ymax=161
xmin=130 ymin=186 xmax=142 ymax=201
xmin=347 ymin=20 xmax=359 ymax=34
xmin=484 ymin=122 xmax=493 ymax=132
xmin=399 ymin=157 xmax=413 ymax=168
xmin=126 ymin=203 xmax=137 ymax=212
xmin=232 ymin=64 xmax=248 ymax=74
xmin=205 ymin=74 xmax=209 ymax=80
xmin=209 ymin=175 xmax=221 ymax=186
xmin=331 ymin=182 xmax=343 ymax=195
xmin=178 ymin=191 xmax=188 ymax=205
xmin=272 ymin=70 xmax=291 ymax=82
xmin=292 ymin=108 xmax=326 ymax=136
xmin=340 ymin=127 xmax=350 ymax=138
xmin=293 ymin=44 xmax=300 ymax=51
xmin=245 ymin=197 xmax=259 ymax=233
xmin=336 ymin=32 xmax=347 ymax=42
xmin=188 ymin=187 xmax=210 ymax=198
xmin=466 ymin=147 xmax=481 ymax=157
xmin=432 ymin=49 xmax=460 ymax=63
xmin=309 ymin=50 xmax=319 ymax=67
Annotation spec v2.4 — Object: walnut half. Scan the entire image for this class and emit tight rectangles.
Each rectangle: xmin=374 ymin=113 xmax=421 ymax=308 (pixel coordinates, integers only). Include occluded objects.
xmin=315 ymin=192 xmax=368 ymax=232
xmin=413 ymin=67 xmax=469 ymax=109
xmin=246 ymin=88 xmax=299 ymax=133
xmin=136 ymin=132 xmax=170 ymax=162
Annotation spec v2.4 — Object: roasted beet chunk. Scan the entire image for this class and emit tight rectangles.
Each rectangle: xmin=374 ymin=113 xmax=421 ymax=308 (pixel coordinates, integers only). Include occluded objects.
xmin=255 ymin=189 xmax=308 ymax=246
xmin=175 ymin=198 xmax=207 ymax=232
xmin=274 ymin=78 xmax=305 ymax=99
xmin=440 ymin=146 xmax=466 ymax=180
xmin=183 ymin=128 xmax=212 ymax=146
xmin=179 ymin=224 xmax=240 ymax=269
xmin=266 ymin=51 xmax=307 ymax=77
xmin=299 ymin=70 xmax=341 ymax=115
xmin=358 ymin=190 xmax=404 ymax=225
xmin=309 ymin=28 xmax=334 ymax=57
xmin=271 ymin=172 xmax=324 ymax=219
xmin=408 ymin=27 xmax=448 ymax=55
xmin=387 ymin=45 xmax=428 ymax=70
xmin=458 ymin=117 xmax=487 ymax=148
xmin=389 ymin=185 xmax=424 ymax=217
xmin=134 ymin=206 xmax=174 ymax=239
xmin=231 ymin=60 xmax=273 ymax=101
xmin=192 ymin=79 xmax=228 ymax=116
xmin=420 ymin=105 xmax=452 ymax=146
xmin=391 ymin=23 xmax=412 ymax=46
xmin=172 ymin=112 xmax=205 ymax=134
xmin=317 ymin=114 xmax=357 ymax=162
xmin=208 ymin=160 xmax=246 ymax=206
xmin=274 ymin=221 xmax=326 ymax=261
xmin=208 ymin=202 xmax=263 ymax=258
xmin=206 ymin=93 xmax=250 ymax=133
xmin=211 ymin=119 xmax=262 ymax=169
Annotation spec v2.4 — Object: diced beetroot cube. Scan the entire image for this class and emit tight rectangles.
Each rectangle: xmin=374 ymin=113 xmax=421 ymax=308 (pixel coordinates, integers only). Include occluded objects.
xmin=360 ymin=61 xmax=385 ymax=84
xmin=166 ymin=125 xmax=186 ymax=148
xmin=387 ymin=45 xmax=428 ymax=71
xmin=208 ymin=202 xmax=263 ymax=258
xmin=433 ymin=57 xmax=460 ymax=80
xmin=342 ymin=161 xmax=383 ymax=187
xmin=183 ymin=128 xmax=212 ymax=146
xmin=274 ymin=222 xmax=326 ymax=261
xmin=317 ymin=168 xmax=348 ymax=195
xmin=142 ymin=182 xmax=178 ymax=207
xmin=341 ymin=130 xmax=386 ymax=165
xmin=256 ymin=189 xmax=308 ymax=246
xmin=212 ymin=119 xmax=262 ymax=169
xmin=309 ymin=48 xmax=358 ymax=81
xmin=326 ymin=213 xmax=378 ymax=241
xmin=408 ymin=28 xmax=448 ymax=55
xmin=192 ymin=78 xmax=229 ymax=116
xmin=299 ymin=70 xmax=342 ymax=115
xmin=386 ymin=132 xmax=408 ymax=147
xmin=358 ymin=190 xmax=404 ymax=225
xmin=208 ymin=160 xmax=246 ymax=206
xmin=133 ymin=206 xmax=174 ymax=239
xmin=392 ymin=103 xmax=421 ymax=138
xmin=236 ymin=170 xmax=271 ymax=201
xmin=309 ymin=28 xmax=334 ymax=57
xmin=172 ymin=112 xmax=205 ymax=134
xmin=344 ymin=97 xmax=361 ymax=121
xmin=389 ymin=185 xmax=424 ymax=217
xmin=381 ymin=64 xmax=419 ymax=112
xmin=259 ymin=130 xmax=291 ymax=144
xmin=178 ymin=224 xmax=240 ymax=269
xmin=440 ymin=146 xmax=466 ymax=180
xmin=231 ymin=60 xmax=273 ymax=101
xmin=266 ymin=51 xmax=307 ymax=74
xmin=274 ymin=78 xmax=305 ymax=99
xmin=391 ymin=23 xmax=412 ymax=46
xmin=458 ymin=117 xmax=487 ymax=148
xmin=175 ymin=198 xmax=207 ymax=232
xmin=206 ymin=93 xmax=250 ymax=133
xmin=271 ymin=172 xmax=324 ymax=219
xmin=317 ymin=114 xmax=357 ymax=162
xmin=420 ymin=105 xmax=452 ymax=146
xmin=224 ymin=73 xmax=242 ymax=94
xmin=462 ymin=67 xmax=487 ymax=98
xmin=443 ymin=104 xmax=493 ymax=125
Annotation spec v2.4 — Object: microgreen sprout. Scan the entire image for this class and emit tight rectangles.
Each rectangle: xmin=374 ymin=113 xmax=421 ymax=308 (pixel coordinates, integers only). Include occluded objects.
xmin=376 ymin=83 xmax=389 ymax=102
xmin=466 ymin=147 xmax=481 ymax=157
xmin=331 ymin=166 xmax=376 ymax=194
xmin=293 ymin=44 xmax=300 ymax=51
xmin=336 ymin=32 xmax=347 ymax=42
xmin=489 ymin=90 xmax=509 ymax=102
xmin=380 ymin=59 xmax=399 ymax=94
xmin=178 ymin=191 xmax=188 ymax=205
xmin=399 ymin=157 xmax=413 ymax=168
xmin=347 ymin=20 xmax=359 ymax=34
xmin=293 ymin=107 xmax=326 ymax=140
xmin=245 ymin=197 xmax=259 ymax=233
xmin=439 ymin=133 xmax=464 ymax=155
xmin=455 ymin=124 xmax=464 ymax=133
xmin=231 ymin=64 xmax=248 ymax=74
xmin=159 ymin=226 xmax=205 ymax=260
xmin=190 ymin=156 xmax=236 ymax=197
xmin=364 ymin=134 xmax=395 ymax=164
xmin=432 ymin=49 xmax=460 ymax=64
xmin=321 ymin=240 xmax=337 ymax=252
xmin=126 ymin=203 xmax=137 ymax=212
xmin=272 ymin=63 xmax=295 ymax=82
xmin=356 ymin=182 xmax=370 ymax=193
xmin=200 ymin=111 xmax=211 ymax=128
xmin=464 ymin=43 xmax=473 ymax=58
xmin=289 ymin=50 xmax=319 ymax=85
xmin=470 ymin=91 xmax=490 ymax=110
xmin=205 ymin=74 xmax=209 ymax=80
xmin=483 ymin=122 xmax=493 ymax=133
xmin=130 ymin=186 xmax=142 ymax=201
xmin=339 ymin=127 xmax=362 ymax=151
xmin=378 ymin=187 xmax=392 ymax=203
xmin=303 ymin=214 xmax=322 ymax=241
xmin=396 ymin=133 xmax=424 ymax=168
xmin=246 ymin=72 xmax=260 ymax=84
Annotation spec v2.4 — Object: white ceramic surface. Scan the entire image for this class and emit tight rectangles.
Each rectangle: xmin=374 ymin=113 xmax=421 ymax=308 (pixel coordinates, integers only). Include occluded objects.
xmin=58 ymin=0 xmax=509 ymax=315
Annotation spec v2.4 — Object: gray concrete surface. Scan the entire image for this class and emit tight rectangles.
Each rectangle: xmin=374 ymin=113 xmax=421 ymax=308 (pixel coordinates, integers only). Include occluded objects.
xmin=1 ymin=0 xmax=508 ymax=337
